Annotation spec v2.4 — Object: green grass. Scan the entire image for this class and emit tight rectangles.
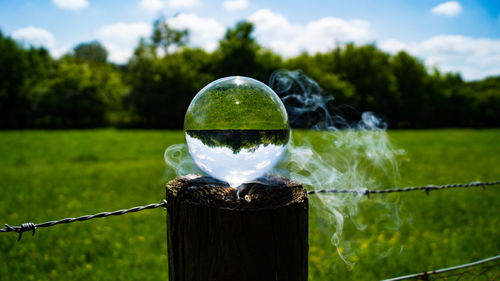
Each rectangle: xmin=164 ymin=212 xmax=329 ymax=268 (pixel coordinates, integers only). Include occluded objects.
xmin=0 ymin=129 xmax=499 ymax=280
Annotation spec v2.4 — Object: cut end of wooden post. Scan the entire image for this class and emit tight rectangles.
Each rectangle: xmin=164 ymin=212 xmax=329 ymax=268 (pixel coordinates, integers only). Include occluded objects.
xmin=166 ymin=174 xmax=307 ymax=210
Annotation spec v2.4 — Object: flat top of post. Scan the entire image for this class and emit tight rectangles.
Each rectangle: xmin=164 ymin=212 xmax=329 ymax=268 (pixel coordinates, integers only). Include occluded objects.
xmin=166 ymin=174 xmax=307 ymax=210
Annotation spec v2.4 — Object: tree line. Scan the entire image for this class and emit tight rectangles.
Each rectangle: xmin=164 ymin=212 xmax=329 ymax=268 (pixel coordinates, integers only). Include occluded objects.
xmin=1 ymin=20 xmax=498 ymax=129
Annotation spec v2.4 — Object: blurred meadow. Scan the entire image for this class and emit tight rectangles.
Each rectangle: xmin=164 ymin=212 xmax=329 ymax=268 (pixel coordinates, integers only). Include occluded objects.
xmin=0 ymin=129 xmax=499 ymax=280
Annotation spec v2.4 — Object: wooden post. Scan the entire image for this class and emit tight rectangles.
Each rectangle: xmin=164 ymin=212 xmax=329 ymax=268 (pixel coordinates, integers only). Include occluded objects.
xmin=166 ymin=175 xmax=308 ymax=281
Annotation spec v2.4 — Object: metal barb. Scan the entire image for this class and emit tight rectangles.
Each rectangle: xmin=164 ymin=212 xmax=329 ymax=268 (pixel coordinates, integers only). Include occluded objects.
xmin=364 ymin=189 xmax=370 ymax=198
xmin=3 ymin=223 xmax=36 ymax=241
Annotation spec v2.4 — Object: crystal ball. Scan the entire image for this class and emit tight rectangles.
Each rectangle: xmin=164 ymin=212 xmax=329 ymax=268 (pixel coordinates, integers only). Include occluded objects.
xmin=184 ymin=76 xmax=290 ymax=187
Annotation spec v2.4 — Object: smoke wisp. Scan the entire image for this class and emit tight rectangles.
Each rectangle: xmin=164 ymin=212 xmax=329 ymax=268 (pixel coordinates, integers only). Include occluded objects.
xmin=270 ymin=70 xmax=404 ymax=264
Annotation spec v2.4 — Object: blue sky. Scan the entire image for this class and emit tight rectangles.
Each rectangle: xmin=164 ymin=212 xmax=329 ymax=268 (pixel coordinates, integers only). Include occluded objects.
xmin=1 ymin=0 xmax=499 ymax=80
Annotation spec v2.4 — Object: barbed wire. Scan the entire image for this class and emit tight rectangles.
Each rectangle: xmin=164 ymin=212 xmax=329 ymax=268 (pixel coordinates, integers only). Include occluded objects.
xmin=307 ymin=180 xmax=500 ymax=197
xmin=1 ymin=200 xmax=167 ymax=241
xmin=1 ymin=180 xmax=499 ymax=241
xmin=382 ymin=254 xmax=500 ymax=280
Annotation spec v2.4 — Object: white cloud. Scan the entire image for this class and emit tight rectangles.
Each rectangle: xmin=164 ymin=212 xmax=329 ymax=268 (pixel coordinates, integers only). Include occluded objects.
xmin=52 ymin=0 xmax=88 ymax=10
xmin=97 ymin=22 xmax=151 ymax=43
xmin=97 ymin=22 xmax=152 ymax=64
xmin=139 ymin=0 xmax=198 ymax=13
xmin=248 ymin=9 xmax=372 ymax=57
xmin=102 ymin=42 xmax=137 ymax=64
xmin=168 ymin=0 xmax=199 ymax=8
xmin=12 ymin=26 xmax=56 ymax=48
xmin=379 ymin=39 xmax=408 ymax=54
xmin=380 ymin=35 xmax=500 ymax=80
xmin=12 ymin=26 xmax=70 ymax=58
xmin=51 ymin=46 xmax=70 ymax=58
xmin=431 ymin=1 xmax=462 ymax=17
xmin=167 ymin=14 xmax=226 ymax=52
xmin=222 ymin=0 xmax=249 ymax=12
xmin=139 ymin=0 xmax=166 ymax=13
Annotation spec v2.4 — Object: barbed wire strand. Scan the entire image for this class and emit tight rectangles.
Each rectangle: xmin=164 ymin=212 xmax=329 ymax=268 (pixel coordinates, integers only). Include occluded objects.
xmin=382 ymin=254 xmax=500 ymax=281
xmin=1 ymin=200 xmax=167 ymax=241
xmin=307 ymin=180 xmax=500 ymax=197
xmin=1 ymin=180 xmax=499 ymax=241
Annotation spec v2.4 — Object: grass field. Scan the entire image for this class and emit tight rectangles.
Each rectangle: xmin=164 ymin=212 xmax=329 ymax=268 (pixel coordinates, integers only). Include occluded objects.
xmin=0 ymin=129 xmax=499 ymax=280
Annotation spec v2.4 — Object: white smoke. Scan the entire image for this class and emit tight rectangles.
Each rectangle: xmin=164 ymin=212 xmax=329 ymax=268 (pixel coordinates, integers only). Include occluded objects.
xmin=270 ymin=70 xmax=404 ymax=263
xmin=164 ymin=144 xmax=202 ymax=179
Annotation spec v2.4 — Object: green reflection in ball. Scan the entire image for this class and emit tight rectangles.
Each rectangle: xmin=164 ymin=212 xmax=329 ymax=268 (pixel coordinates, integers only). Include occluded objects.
xmin=184 ymin=76 xmax=290 ymax=187
xmin=185 ymin=76 xmax=289 ymax=130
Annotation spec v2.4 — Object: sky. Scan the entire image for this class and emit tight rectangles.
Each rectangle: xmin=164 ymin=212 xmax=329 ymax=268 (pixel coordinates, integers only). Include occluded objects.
xmin=0 ymin=0 xmax=499 ymax=80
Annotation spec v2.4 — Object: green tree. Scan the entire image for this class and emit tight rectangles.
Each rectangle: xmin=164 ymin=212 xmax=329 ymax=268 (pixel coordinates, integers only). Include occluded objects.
xmin=285 ymin=53 xmax=355 ymax=105
xmin=326 ymin=44 xmax=399 ymax=118
xmin=285 ymin=44 xmax=401 ymax=125
xmin=459 ymin=76 xmax=500 ymax=127
xmin=151 ymin=18 xmax=189 ymax=55
xmin=390 ymin=51 xmax=431 ymax=127
xmin=216 ymin=21 xmax=258 ymax=77
xmin=426 ymin=71 xmax=474 ymax=127
xmin=0 ymin=31 xmax=31 ymax=128
xmin=285 ymin=47 xmax=403 ymax=125
xmin=0 ymin=31 xmax=54 ymax=128
xmin=34 ymin=55 xmax=128 ymax=128
xmin=127 ymin=45 xmax=215 ymax=128
xmin=36 ymin=58 xmax=106 ymax=128
xmin=215 ymin=21 xmax=282 ymax=82
xmin=73 ymin=41 xmax=108 ymax=63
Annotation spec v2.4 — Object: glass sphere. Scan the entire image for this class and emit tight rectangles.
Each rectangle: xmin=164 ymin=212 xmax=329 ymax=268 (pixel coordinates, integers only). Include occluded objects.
xmin=184 ymin=76 xmax=290 ymax=187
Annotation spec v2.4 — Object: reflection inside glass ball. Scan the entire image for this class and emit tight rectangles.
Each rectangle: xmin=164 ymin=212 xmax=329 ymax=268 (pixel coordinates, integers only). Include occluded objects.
xmin=184 ymin=76 xmax=290 ymax=187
